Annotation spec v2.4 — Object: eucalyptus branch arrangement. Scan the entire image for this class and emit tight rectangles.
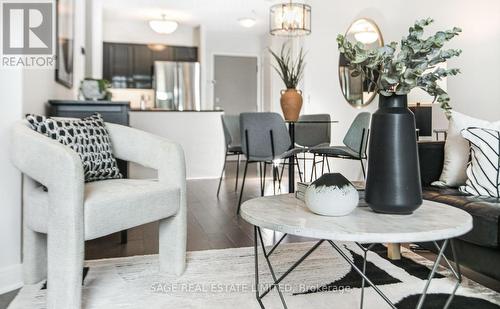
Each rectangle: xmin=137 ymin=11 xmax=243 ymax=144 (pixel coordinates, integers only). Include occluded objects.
xmin=269 ymin=43 xmax=306 ymax=89
xmin=337 ymin=18 xmax=462 ymax=115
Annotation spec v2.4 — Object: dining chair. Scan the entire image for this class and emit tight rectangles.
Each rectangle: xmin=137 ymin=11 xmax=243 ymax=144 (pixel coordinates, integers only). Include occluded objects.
xmin=217 ymin=115 xmax=243 ymax=196
xmin=309 ymin=112 xmax=371 ymax=179
xmin=294 ymin=114 xmax=331 ymax=181
xmin=237 ymin=112 xmax=303 ymax=214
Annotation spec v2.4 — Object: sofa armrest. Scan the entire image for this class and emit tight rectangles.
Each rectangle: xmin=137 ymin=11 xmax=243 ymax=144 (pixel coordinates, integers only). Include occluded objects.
xmin=418 ymin=141 xmax=445 ymax=187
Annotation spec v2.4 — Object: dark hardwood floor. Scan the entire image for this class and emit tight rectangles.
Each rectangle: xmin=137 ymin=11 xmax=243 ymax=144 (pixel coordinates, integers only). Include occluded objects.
xmin=86 ymin=163 xmax=307 ymax=259
xmin=1 ymin=161 xmax=499 ymax=308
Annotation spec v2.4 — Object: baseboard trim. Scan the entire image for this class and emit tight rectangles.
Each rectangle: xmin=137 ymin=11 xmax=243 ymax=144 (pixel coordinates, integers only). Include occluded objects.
xmin=0 ymin=263 xmax=23 ymax=294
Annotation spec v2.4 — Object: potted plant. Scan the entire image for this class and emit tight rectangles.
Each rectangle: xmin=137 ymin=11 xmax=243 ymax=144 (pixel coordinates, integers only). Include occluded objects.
xmin=269 ymin=43 xmax=306 ymax=121
xmin=79 ymin=78 xmax=112 ymax=101
xmin=337 ymin=18 xmax=462 ymax=214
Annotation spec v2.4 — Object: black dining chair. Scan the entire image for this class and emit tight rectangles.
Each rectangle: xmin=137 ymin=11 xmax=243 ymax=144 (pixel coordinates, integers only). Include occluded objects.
xmin=237 ymin=112 xmax=303 ymax=214
xmin=217 ymin=115 xmax=243 ymax=197
xmin=309 ymin=112 xmax=371 ymax=179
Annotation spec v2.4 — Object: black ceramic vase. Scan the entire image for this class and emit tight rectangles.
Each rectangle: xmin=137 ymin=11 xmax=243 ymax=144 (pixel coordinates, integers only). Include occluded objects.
xmin=365 ymin=94 xmax=422 ymax=214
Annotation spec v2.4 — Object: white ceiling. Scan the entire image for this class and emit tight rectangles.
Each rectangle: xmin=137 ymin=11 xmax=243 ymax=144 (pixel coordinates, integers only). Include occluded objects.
xmin=102 ymin=0 xmax=283 ymax=34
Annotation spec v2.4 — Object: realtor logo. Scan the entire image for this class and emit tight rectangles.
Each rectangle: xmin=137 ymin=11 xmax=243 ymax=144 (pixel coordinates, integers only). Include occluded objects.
xmin=1 ymin=1 xmax=55 ymax=68
xmin=2 ymin=2 xmax=53 ymax=55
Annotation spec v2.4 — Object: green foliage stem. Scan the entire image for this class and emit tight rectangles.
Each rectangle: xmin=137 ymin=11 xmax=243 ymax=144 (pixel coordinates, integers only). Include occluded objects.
xmin=269 ymin=43 xmax=307 ymax=89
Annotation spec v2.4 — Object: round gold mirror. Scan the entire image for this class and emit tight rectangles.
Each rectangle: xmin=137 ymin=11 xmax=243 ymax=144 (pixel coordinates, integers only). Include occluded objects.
xmin=339 ymin=18 xmax=383 ymax=108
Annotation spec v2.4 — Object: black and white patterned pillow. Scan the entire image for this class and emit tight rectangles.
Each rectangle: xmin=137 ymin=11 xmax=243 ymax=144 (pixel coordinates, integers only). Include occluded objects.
xmin=26 ymin=113 xmax=123 ymax=182
xmin=459 ymin=127 xmax=500 ymax=197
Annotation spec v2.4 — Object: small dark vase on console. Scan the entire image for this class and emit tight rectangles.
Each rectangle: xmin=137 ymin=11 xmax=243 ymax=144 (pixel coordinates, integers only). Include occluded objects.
xmin=365 ymin=94 xmax=422 ymax=214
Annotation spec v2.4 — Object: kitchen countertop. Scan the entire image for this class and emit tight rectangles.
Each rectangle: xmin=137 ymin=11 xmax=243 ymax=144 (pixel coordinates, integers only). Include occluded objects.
xmin=49 ymin=100 xmax=130 ymax=106
xmin=129 ymin=110 xmax=225 ymax=179
xmin=129 ymin=108 xmax=223 ymax=112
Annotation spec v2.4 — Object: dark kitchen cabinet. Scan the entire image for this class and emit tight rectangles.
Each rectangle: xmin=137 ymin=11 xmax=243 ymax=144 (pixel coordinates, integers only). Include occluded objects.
xmin=103 ymin=43 xmax=133 ymax=88
xmin=131 ymin=45 xmax=153 ymax=89
xmin=174 ymin=46 xmax=198 ymax=62
xmin=152 ymin=46 xmax=175 ymax=62
xmin=103 ymin=42 xmax=198 ymax=89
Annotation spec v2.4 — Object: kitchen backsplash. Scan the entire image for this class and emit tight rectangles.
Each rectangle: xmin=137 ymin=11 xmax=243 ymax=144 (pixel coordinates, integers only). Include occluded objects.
xmin=109 ymin=88 xmax=155 ymax=109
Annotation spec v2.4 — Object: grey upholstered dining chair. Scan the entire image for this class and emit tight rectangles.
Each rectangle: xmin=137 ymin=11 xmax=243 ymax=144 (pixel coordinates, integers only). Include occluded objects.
xmin=11 ymin=120 xmax=187 ymax=309
xmin=294 ymin=114 xmax=332 ymax=181
xmin=310 ymin=112 xmax=371 ymax=179
xmin=217 ymin=114 xmax=243 ymax=196
xmin=237 ymin=112 xmax=303 ymax=214
xmin=294 ymin=114 xmax=331 ymax=149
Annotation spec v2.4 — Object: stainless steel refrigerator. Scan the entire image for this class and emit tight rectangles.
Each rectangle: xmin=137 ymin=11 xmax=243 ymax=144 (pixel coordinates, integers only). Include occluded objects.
xmin=154 ymin=61 xmax=201 ymax=110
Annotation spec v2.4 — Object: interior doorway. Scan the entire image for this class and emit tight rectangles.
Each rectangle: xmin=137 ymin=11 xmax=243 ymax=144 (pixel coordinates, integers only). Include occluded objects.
xmin=213 ymin=55 xmax=258 ymax=114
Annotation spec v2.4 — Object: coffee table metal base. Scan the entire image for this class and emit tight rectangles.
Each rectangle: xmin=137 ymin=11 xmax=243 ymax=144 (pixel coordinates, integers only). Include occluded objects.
xmin=253 ymin=226 xmax=462 ymax=309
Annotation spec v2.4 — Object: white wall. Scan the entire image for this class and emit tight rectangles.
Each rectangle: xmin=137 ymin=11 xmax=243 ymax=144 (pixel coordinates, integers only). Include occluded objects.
xmin=0 ymin=69 xmax=23 ymax=294
xmin=23 ymin=0 xmax=86 ymax=114
xmin=24 ymin=0 xmax=86 ymax=108
xmin=22 ymin=70 xmax=54 ymax=115
xmin=85 ymin=0 xmax=103 ymax=78
xmin=55 ymin=0 xmax=86 ymax=99
xmin=197 ymin=26 xmax=207 ymax=106
xmin=271 ymin=0 xmax=500 ymax=180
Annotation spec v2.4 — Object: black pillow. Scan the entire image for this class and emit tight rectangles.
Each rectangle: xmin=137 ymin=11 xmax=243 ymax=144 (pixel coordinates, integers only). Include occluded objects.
xmin=26 ymin=113 xmax=123 ymax=182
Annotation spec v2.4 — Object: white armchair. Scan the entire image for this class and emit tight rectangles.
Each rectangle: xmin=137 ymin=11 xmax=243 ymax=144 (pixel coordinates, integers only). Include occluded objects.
xmin=10 ymin=121 xmax=187 ymax=309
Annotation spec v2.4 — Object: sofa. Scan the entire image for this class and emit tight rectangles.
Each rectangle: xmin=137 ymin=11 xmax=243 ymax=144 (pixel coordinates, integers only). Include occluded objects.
xmin=418 ymin=141 xmax=500 ymax=281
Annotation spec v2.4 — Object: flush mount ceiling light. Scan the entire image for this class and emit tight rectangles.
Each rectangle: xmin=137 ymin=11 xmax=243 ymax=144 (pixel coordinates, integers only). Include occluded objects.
xmin=351 ymin=19 xmax=379 ymax=44
xmin=238 ymin=17 xmax=257 ymax=28
xmin=270 ymin=1 xmax=311 ymax=36
xmin=149 ymin=14 xmax=178 ymax=34
xmin=354 ymin=31 xmax=378 ymax=44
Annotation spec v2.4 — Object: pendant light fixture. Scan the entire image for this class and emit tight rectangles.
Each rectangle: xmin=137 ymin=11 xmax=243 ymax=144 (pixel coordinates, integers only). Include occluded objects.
xmin=149 ymin=14 xmax=178 ymax=34
xmin=269 ymin=1 xmax=311 ymax=36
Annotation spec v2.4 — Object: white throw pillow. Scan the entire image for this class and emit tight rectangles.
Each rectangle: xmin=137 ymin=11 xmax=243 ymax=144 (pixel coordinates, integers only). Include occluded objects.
xmin=459 ymin=128 xmax=500 ymax=197
xmin=432 ymin=111 xmax=500 ymax=187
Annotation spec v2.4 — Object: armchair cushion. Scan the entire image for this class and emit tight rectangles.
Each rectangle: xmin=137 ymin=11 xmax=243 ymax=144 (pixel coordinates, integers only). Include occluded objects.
xmin=25 ymin=179 xmax=180 ymax=240
xmin=26 ymin=113 xmax=122 ymax=182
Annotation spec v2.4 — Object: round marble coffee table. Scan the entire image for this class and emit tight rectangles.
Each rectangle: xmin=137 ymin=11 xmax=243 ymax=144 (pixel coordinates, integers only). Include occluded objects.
xmin=240 ymin=194 xmax=473 ymax=309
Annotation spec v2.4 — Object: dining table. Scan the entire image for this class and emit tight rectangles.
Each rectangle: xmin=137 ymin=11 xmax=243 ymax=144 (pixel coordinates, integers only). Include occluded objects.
xmin=286 ymin=119 xmax=339 ymax=193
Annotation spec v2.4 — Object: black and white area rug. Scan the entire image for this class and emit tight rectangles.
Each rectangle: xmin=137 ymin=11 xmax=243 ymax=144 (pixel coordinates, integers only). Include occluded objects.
xmin=8 ymin=242 xmax=500 ymax=308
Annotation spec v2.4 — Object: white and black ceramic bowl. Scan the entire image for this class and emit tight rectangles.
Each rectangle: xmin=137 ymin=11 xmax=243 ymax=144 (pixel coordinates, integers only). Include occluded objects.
xmin=305 ymin=173 xmax=359 ymax=216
